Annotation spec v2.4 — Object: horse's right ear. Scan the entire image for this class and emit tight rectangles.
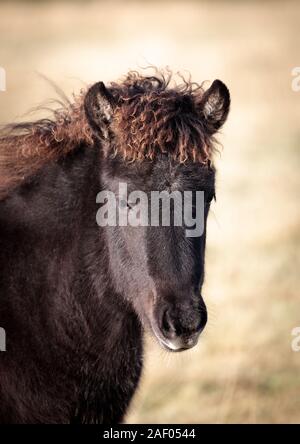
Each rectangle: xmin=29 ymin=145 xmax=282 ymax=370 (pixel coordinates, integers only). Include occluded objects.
xmin=84 ymin=82 xmax=115 ymax=138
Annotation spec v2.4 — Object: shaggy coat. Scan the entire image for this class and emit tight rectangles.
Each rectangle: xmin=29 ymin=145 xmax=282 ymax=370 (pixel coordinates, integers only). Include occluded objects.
xmin=0 ymin=71 xmax=230 ymax=423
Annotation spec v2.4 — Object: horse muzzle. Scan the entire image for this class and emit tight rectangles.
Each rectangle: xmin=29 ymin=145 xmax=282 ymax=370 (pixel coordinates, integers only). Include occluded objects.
xmin=151 ymin=295 xmax=207 ymax=352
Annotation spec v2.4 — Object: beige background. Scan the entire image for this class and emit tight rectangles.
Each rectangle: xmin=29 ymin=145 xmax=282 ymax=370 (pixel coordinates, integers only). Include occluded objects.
xmin=0 ymin=0 xmax=300 ymax=423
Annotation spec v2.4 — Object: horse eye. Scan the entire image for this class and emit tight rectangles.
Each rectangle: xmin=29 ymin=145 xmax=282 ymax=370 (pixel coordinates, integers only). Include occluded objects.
xmin=119 ymin=199 xmax=128 ymax=209
xmin=119 ymin=199 xmax=137 ymax=210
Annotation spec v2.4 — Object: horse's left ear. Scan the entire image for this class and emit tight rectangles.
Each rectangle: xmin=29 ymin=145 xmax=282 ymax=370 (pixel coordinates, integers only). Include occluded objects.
xmin=199 ymin=80 xmax=230 ymax=134
xmin=84 ymin=81 xmax=115 ymax=137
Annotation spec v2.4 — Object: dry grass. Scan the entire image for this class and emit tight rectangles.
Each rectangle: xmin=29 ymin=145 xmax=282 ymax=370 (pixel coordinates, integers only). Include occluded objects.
xmin=0 ymin=0 xmax=300 ymax=424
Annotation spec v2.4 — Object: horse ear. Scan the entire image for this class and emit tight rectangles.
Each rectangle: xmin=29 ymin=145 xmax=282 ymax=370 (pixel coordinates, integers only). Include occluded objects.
xmin=199 ymin=80 xmax=230 ymax=134
xmin=84 ymin=82 xmax=115 ymax=137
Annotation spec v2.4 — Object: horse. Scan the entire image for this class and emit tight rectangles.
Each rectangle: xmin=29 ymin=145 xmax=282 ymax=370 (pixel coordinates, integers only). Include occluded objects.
xmin=0 ymin=70 xmax=230 ymax=423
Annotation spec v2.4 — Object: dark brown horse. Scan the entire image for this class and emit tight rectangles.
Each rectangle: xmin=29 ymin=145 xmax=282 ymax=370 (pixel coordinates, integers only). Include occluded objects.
xmin=0 ymin=71 xmax=230 ymax=423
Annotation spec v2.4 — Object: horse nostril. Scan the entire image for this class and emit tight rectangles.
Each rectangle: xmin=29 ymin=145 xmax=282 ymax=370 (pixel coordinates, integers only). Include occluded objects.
xmin=161 ymin=309 xmax=177 ymax=339
xmin=158 ymin=302 xmax=208 ymax=342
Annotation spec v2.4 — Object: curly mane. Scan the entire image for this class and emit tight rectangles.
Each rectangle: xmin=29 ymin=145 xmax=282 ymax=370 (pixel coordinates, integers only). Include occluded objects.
xmin=0 ymin=90 xmax=93 ymax=199
xmin=110 ymin=70 xmax=215 ymax=163
xmin=0 ymin=69 xmax=218 ymax=199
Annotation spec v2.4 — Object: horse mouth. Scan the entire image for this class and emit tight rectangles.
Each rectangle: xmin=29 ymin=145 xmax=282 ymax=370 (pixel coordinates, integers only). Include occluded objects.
xmin=149 ymin=318 xmax=199 ymax=353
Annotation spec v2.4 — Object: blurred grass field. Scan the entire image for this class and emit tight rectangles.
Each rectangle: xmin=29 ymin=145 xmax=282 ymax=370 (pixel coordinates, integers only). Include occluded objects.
xmin=1 ymin=0 xmax=300 ymax=423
